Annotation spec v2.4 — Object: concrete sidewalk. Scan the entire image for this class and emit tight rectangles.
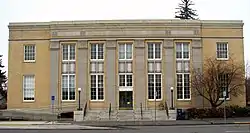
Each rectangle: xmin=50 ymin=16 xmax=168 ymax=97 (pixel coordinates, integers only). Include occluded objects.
xmin=70 ymin=118 xmax=250 ymax=127
xmin=0 ymin=121 xmax=116 ymax=130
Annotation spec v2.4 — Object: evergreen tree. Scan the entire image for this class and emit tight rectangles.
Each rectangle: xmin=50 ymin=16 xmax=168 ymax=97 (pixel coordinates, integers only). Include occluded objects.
xmin=0 ymin=55 xmax=7 ymax=101
xmin=175 ymin=0 xmax=199 ymax=20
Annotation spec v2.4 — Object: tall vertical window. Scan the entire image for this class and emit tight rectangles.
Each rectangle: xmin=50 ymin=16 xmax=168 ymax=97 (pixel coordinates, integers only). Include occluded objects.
xmin=90 ymin=75 xmax=104 ymax=100
xmin=23 ymin=75 xmax=35 ymax=101
xmin=176 ymin=42 xmax=189 ymax=59
xmin=90 ymin=43 xmax=104 ymax=100
xmin=219 ymin=74 xmax=230 ymax=99
xmin=118 ymin=43 xmax=133 ymax=89
xmin=61 ymin=43 xmax=76 ymax=101
xmin=24 ymin=45 xmax=36 ymax=61
xmin=217 ymin=42 xmax=228 ymax=59
xmin=176 ymin=42 xmax=190 ymax=100
xmin=147 ymin=42 xmax=162 ymax=100
xmin=91 ymin=43 xmax=104 ymax=60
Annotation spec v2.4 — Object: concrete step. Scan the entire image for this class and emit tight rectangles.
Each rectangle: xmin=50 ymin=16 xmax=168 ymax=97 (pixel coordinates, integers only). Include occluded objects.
xmin=84 ymin=109 xmax=170 ymax=121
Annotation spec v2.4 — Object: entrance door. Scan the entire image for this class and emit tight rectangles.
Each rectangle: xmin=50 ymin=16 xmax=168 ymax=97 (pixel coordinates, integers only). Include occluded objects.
xmin=119 ymin=91 xmax=133 ymax=110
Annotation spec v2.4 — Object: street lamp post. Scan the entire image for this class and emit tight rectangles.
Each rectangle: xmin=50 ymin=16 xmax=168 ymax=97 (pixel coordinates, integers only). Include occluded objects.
xmin=154 ymin=91 xmax=157 ymax=122
xmin=223 ymin=90 xmax=227 ymax=124
xmin=170 ymin=87 xmax=174 ymax=110
xmin=78 ymin=88 xmax=82 ymax=111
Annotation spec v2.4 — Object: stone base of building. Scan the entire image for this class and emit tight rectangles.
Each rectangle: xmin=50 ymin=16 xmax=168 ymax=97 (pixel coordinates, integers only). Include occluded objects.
xmin=168 ymin=109 xmax=177 ymax=120
xmin=73 ymin=111 xmax=84 ymax=122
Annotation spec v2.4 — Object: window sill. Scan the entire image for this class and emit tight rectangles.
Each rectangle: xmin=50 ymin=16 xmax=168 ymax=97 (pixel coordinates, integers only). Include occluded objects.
xmin=219 ymin=98 xmax=230 ymax=101
xmin=23 ymin=100 xmax=35 ymax=103
xmin=61 ymin=100 xmax=76 ymax=102
xmin=216 ymin=58 xmax=229 ymax=61
xmin=176 ymin=99 xmax=191 ymax=101
xmin=90 ymin=100 xmax=105 ymax=102
xmin=23 ymin=60 xmax=36 ymax=63
xmin=148 ymin=99 xmax=162 ymax=102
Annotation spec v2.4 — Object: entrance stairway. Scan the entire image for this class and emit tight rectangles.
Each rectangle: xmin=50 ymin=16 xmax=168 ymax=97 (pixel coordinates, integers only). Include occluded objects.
xmin=84 ymin=109 xmax=169 ymax=121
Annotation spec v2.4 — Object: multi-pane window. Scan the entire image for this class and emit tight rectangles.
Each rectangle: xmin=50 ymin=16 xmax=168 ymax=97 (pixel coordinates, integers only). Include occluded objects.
xmin=176 ymin=42 xmax=190 ymax=100
xmin=148 ymin=42 xmax=161 ymax=59
xmin=24 ymin=45 xmax=36 ymax=61
xmin=118 ymin=43 xmax=133 ymax=89
xmin=148 ymin=74 xmax=162 ymax=100
xmin=62 ymin=74 xmax=75 ymax=100
xmin=91 ymin=43 xmax=104 ymax=60
xmin=177 ymin=74 xmax=190 ymax=100
xmin=147 ymin=42 xmax=162 ymax=100
xmin=61 ymin=43 xmax=76 ymax=101
xmin=219 ymin=74 xmax=230 ymax=99
xmin=90 ymin=43 xmax=104 ymax=100
xmin=23 ymin=75 xmax=35 ymax=101
xmin=217 ymin=42 xmax=228 ymax=59
xmin=62 ymin=44 xmax=75 ymax=61
xmin=176 ymin=42 xmax=189 ymax=59
xmin=90 ymin=75 xmax=104 ymax=100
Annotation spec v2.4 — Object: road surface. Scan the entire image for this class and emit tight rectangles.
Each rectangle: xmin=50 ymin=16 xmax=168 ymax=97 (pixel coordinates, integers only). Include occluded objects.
xmin=1 ymin=124 xmax=250 ymax=133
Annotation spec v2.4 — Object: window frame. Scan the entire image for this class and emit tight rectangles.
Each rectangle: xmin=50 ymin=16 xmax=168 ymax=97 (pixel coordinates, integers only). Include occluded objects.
xmin=61 ymin=74 xmax=76 ymax=101
xmin=175 ymin=42 xmax=190 ymax=61
xmin=118 ymin=43 xmax=133 ymax=60
xmin=118 ymin=73 xmax=133 ymax=88
xmin=24 ymin=44 xmax=36 ymax=62
xmin=23 ymin=75 xmax=35 ymax=102
xmin=90 ymin=74 xmax=105 ymax=101
xmin=90 ymin=43 xmax=105 ymax=61
xmin=216 ymin=42 xmax=229 ymax=60
xmin=147 ymin=73 xmax=162 ymax=101
xmin=218 ymin=73 xmax=230 ymax=100
xmin=147 ymin=42 xmax=162 ymax=61
xmin=176 ymin=73 xmax=191 ymax=101
xmin=61 ymin=43 xmax=76 ymax=62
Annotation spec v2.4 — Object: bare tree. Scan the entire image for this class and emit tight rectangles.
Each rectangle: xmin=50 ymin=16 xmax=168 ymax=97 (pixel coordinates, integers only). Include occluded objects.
xmin=245 ymin=61 xmax=250 ymax=105
xmin=191 ymin=56 xmax=245 ymax=109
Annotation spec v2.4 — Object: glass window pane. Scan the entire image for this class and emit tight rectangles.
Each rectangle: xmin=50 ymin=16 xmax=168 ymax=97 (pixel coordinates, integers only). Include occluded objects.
xmin=127 ymin=62 xmax=132 ymax=72
xmin=155 ymin=43 xmax=161 ymax=59
xmin=119 ymin=75 xmax=125 ymax=86
xmin=119 ymin=62 xmax=125 ymax=73
xmin=177 ymin=74 xmax=183 ymax=99
xmin=91 ymin=75 xmax=96 ymax=100
xmin=148 ymin=43 xmax=154 ymax=59
xmin=126 ymin=75 xmax=133 ymax=86
xmin=148 ymin=74 xmax=154 ymax=99
xmin=119 ymin=44 xmax=125 ymax=59
xmin=91 ymin=44 xmax=96 ymax=59
xmin=69 ymin=45 xmax=75 ymax=60
xmin=62 ymin=45 xmax=68 ymax=60
xmin=126 ymin=44 xmax=132 ymax=59
xmin=148 ymin=62 xmax=154 ymax=73
xmin=98 ymin=62 xmax=104 ymax=73
xmin=97 ymin=44 xmax=104 ymax=59
xmin=155 ymin=62 xmax=161 ymax=72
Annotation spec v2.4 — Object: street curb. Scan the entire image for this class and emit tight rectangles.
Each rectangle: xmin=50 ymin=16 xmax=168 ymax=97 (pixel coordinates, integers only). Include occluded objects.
xmin=75 ymin=122 xmax=247 ymax=127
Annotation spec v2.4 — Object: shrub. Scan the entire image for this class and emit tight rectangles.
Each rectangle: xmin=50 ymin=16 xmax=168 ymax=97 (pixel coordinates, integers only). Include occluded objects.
xmin=187 ymin=105 xmax=250 ymax=119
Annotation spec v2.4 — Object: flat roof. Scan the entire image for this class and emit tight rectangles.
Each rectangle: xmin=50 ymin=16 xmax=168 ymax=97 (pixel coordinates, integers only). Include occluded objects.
xmin=8 ymin=19 xmax=243 ymax=26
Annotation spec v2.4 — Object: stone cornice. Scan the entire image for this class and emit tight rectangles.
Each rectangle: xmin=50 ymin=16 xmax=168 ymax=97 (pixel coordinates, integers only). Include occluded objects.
xmin=8 ymin=19 xmax=243 ymax=30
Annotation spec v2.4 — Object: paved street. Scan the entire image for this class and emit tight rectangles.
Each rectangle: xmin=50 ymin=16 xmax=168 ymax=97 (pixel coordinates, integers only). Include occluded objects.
xmin=1 ymin=124 xmax=250 ymax=133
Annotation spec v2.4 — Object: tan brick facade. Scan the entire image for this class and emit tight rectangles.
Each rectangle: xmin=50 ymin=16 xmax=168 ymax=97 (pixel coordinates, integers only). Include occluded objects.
xmin=7 ymin=19 xmax=246 ymax=112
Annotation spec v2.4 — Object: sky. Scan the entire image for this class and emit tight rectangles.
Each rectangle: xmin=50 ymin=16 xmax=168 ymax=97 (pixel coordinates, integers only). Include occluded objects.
xmin=0 ymin=0 xmax=249 ymax=73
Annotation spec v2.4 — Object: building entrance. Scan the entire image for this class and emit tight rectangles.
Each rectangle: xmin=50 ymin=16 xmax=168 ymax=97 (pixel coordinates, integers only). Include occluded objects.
xmin=119 ymin=91 xmax=133 ymax=110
